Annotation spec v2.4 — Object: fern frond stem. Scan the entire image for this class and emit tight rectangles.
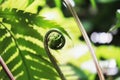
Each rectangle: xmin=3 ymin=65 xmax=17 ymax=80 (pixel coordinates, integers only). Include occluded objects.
xmin=44 ymin=30 xmax=66 ymax=80
xmin=63 ymin=0 xmax=105 ymax=80
xmin=0 ymin=22 xmax=15 ymax=80
xmin=0 ymin=22 xmax=30 ymax=80
xmin=0 ymin=56 xmax=15 ymax=80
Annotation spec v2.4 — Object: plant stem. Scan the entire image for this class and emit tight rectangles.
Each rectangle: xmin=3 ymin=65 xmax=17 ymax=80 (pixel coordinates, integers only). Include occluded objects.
xmin=0 ymin=22 xmax=31 ymax=80
xmin=63 ymin=0 xmax=105 ymax=80
xmin=0 ymin=22 xmax=15 ymax=80
xmin=44 ymin=30 xmax=66 ymax=80
xmin=0 ymin=56 xmax=15 ymax=80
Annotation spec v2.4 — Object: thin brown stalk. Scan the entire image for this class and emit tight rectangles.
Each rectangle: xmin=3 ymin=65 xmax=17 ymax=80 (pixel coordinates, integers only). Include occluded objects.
xmin=0 ymin=56 xmax=15 ymax=80
xmin=63 ymin=0 xmax=105 ymax=80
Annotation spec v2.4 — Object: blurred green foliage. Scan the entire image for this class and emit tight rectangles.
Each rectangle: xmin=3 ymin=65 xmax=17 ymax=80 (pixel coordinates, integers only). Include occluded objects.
xmin=0 ymin=0 xmax=120 ymax=80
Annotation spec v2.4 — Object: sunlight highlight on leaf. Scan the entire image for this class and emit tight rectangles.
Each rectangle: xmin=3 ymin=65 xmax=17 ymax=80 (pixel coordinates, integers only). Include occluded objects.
xmin=11 ymin=60 xmax=22 ymax=72
xmin=5 ymin=48 xmax=18 ymax=64
xmin=19 ymin=46 xmax=36 ymax=54
xmin=14 ymin=71 xmax=24 ymax=79
xmin=16 ymin=34 xmax=43 ymax=48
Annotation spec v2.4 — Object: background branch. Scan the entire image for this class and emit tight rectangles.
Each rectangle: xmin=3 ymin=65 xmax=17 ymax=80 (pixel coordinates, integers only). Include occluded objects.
xmin=63 ymin=0 xmax=105 ymax=80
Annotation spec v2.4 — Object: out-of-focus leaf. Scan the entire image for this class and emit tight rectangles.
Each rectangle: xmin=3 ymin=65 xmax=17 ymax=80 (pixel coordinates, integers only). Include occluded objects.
xmin=109 ymin=10 xmax=120 ymax=32
xmin=116 ymin=10 xmax=120 ymax=27
xmin=67 ymin=63 xmax=88 ymax=80
xmin=97 ymin=0 xmax=119 ymax=3
xmin=54 ymin=0 xmax=62 ymax=8
xmin=90 ymin=0 xmax=97 ymax=9
xmin=0 ymin=0 xmax=3 ymax=4
xmin=27 ymin=0 xmax=34 ymax=7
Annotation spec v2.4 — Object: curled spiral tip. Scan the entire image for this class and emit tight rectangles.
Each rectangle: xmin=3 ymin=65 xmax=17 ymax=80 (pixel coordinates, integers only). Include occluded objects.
xmin=44 ymin=29 xmax=66 ymax=80
xmin=45 ymin=29 xmax=66 ymax=50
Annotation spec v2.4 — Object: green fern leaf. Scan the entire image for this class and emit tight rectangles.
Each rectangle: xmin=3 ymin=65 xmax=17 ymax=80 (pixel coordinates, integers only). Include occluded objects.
xmin=0 ymin=8 xmax=70 ymax=80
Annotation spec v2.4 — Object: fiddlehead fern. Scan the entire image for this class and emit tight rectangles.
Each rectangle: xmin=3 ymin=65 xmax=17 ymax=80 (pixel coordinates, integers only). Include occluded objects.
xmin=44 ymin=29 xmax=66 ymax=80
xmin=47 ymin=29 xmax=65 ymax=50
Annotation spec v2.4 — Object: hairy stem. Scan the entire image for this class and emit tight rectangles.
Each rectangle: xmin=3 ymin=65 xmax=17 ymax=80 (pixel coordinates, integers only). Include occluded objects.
xmin=44 ymin=29 xmax=66 ymax=80
xmin=0 ymin=56 xmax=15 ymax=80
xmin=63 ymin=0 xmax=105 ymax=80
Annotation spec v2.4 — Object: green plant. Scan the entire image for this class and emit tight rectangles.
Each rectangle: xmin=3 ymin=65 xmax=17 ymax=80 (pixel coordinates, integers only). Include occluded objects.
xmin=44 ymin=29 xmax=66 ymax=80
xmin=0 ymin=0 xmax=70 ymax=80
xmin=1 ymin=0 xmax=119 ymax=80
